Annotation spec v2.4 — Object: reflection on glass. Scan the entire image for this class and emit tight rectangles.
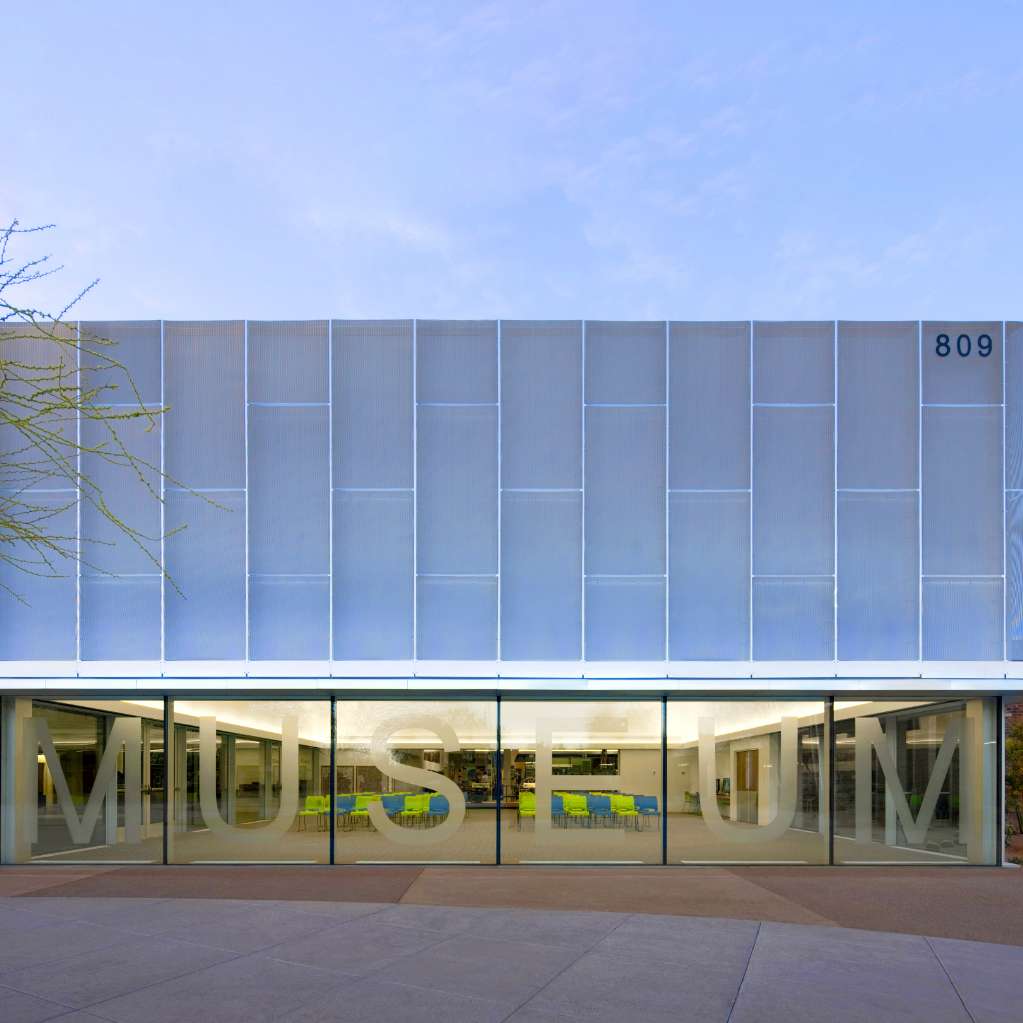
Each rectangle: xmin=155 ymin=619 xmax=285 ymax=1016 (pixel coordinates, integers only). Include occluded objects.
xmin=834 ymin=698 xmax=997 ymax=864
xmin=502 ymin=701 xmax=662 ymax=864
xmin=168 ymin=700 xmax=330 ymax=864
xmin=13 ymin=699 xmax=165 ymax=863
xmin=667 ymin=701 xmax=827 ymax=864
xmin=335 ymin=700 xmax=497 ymax=864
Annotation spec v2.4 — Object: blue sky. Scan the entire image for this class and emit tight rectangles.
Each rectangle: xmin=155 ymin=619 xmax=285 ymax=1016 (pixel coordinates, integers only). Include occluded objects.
xmin=5 ymin=2 xmax=1022 ymax=319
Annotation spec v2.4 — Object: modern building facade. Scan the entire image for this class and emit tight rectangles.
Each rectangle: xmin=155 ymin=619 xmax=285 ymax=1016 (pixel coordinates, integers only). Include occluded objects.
xmin=1 ymin=319 xmax=1019 ymax=866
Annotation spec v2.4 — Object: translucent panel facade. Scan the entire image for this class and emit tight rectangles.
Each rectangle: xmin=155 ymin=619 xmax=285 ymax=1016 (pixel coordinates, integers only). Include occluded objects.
xmin=2 ymin=318 xmax=1021 ymax=665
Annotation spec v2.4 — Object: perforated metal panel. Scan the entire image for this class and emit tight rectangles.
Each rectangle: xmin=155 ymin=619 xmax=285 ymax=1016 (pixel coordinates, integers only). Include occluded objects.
xmin=669 ymin=491 xmax=749 ymax=660
xmin=417 ymin=405 xmax=498 ymax=575
xmin=1007 ymin=322 xmax=1023 ymax=491
xmin=80 ymin=415 xmax=161 ymax=574
xmin=333 ymin=320 xmax=413 ymax=488
xmin=753 ymin=577 xmax=833 ymax=660
xmin=248 ymin=406 xmax=328 ymax=575
xmin=585 ymin=576 xmax=665 ymax=660
xmin=80 ymin=576 xmax=160 ymax=659
xmin=247 ymin=320 xmax=328 ymax=403
xmin=669 ymin=322 xmax=750 ymax=489
xmin=754 ymin=321 xmax=833 ymax=404
xmin=922 ymin=321 xmax=1002 ymax=404
xmin=249 ymin=576 xmax=328 ymax=660
xmin=922 ymin=406 xmax=1002 ymax=575
xmin=333 ymin=490 xmax=413 ymax=660
xmin=585 ymin=321 xmax=665 ymax=404
xmin=164 ymin=321 xmax=245 ymax=488
xmin=0 ymin=496 xmax=77 ymax=658
xmin=501 ymin=320 xmax=581 ymax=489
xmin=837 ymin=491 xmax=918 ymax=660
xmin=585 ymin=406 xmax=665 ymax=575
xmin=416 ymin=320 xmax=497 ymax=403
xmin=837 ymin=321 xmax=918 ymax=489
xmin=753 ymin=406 xmax=833 ymax=575
xmin=164 ymin=489 xmax=245 ymax=659
xmin=79 ymin=321 xmax=161 ymax=404
xmin=923 ymin=577 xmax=1003 ymax=660
xmin=500 ymin=491 xmax=582 ymax=660
xmin=416 ymin=576 xmax=497 ymax=660
xmin=1008 ymin=491 xmax=1023 ymax=660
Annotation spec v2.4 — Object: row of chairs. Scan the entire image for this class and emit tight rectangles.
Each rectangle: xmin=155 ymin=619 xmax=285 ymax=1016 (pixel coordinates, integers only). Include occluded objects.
xmin=297 ymin=792 xmax=451 ymax=831
xmin=516 ymin=791 xmax=659 ymax=830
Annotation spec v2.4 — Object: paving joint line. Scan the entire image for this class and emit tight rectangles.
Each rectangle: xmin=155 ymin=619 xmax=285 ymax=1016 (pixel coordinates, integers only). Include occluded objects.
xmin=494 ymin=911 xmax=638 ymax=1023
xmin=726 ymin=920 xmax=761 ymax=1023
xmin=924 ymin=936 xmax=977 ymax=1023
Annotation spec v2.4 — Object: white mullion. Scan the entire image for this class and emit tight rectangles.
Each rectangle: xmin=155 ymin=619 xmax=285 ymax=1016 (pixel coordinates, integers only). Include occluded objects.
xmin=160 ymin=319 xmax=166 ymax=665
xmin=1002 ymin=320 xmax=1008 ymax=661
xmin=581 ymin=320 xmax=587 ymax=662
xmin=496 ymin=319 xmax=502 ymax=664
xmin=75 ymin=320 xmax=82 ymax=665
xmin=412 ymin=318 xmax=418 ymax=665
xmin=327 ymin=319 xmax=334 ymax=665
xmin=243 ymin=320 xmax=250 ymax=665
xmin=749 ymin=321 xmax=755 ymax=662
xmin=664 ymin=319 xmax=670 ymax=663
xmin=917 ymin=320 xmax=923 ymax=663
xmin=833 ymin=320 xmax=838 ymax=664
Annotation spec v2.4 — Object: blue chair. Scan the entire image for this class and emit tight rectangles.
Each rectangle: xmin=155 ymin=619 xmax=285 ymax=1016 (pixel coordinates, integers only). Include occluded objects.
xmin=587 ymin=793 xmax=613 ymax=827
xmin=427 ymin=794 xmax=449 ymax=826
xmin=336 ymin=794 xmax=355 ymax=829
xmin=551 ymin=793 xmax=565 ymax=828
xmin=634 ymin=795 xmax=659 ymax=829
xmin=381 ymin=794 xmax=406 ymax=817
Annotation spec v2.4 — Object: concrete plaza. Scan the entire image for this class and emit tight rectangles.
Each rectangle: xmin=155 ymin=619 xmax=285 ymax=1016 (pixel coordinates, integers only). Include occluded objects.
xmin=0 ymin=864 xmax=1020 ymax=1021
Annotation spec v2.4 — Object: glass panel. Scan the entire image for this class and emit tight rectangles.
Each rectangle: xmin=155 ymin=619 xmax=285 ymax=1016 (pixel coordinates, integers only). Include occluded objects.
xmin=416 ymin=320 xmax=497 ymax=404
xmin=164 ymin=489 xmax=245 ymax=660
xmin=501 ymin=320 xmax=582 ymax=489
xmin=669 ymin=321 xmax=750 ymax=490
xmin=164 ymin=321 xmax=245 ymax=489
xmin=1008 ymin=322 xmax=1023 ymax=491
xmin=922 ymin=321 xmax=1002 ymax=405
xmin=669 ymin=491 xmax=749 ymax=660
xmin=9 ymin=699 xmax=165 ymax=863
xmin=502 ymin=701 xmax=662 ymax=864
xmin=837 ymin=321 xmax=918 ymax=489
xmin=837 ymin=491 xmax=918 ymax=660
xmin=168 ymin=700 xmax=329 ymax=863
xmin=834 ymin=698 xmax=998 ymax=864
xmin=922 ymin=406 xmax=1003 ymax=576
xmin=585 ymin=577 xmax=665 ymax=661
xmin=922 ymin=577 xmax=1003 ymax=660
xmin=667 ymin=700 xmax=827 ymax=864
xmin=585 ymin=406 xmax=665 ymax=575
xmin=585 ymin=321 xmax=665 ymax=404
xmin=332 ymin=319 xmax=413 ymax=489
xmin=0 ymin=496 xmax=77 ymax=659
xmin=501 ymin=491 xmax=581 ymax=661
xmin=753 ymin=321 xmax=833 ymax=404
xmin=1009 ymin=492 xmax=1023 ymax=660
xmin=247 ymin=320 xmax=328 ymax=403
xmin=417 ymin=405 xmax=498 ymax=575
xmin=753 ymin=406 xmax=833 ymax=575
xmin=249 ymin=577 xmax=328 ymax=661
xmin=335 ymin=700 xmax=497 ymax=864
xmin=416 ymin=576 xmax=497 ymax=660
xmin=753 ymin=577 xmax=833 ymax=660
xmin=81 ymin=576 xmax=161 ymax=660
xmin=333 ymin=490 xmax=413 ymax=660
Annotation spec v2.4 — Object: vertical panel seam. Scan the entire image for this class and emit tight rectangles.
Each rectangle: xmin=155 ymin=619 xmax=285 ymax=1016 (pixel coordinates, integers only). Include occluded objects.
xmin=75 ymin=320 xmax=81 ymax=666
xmin=749 ymin=321 xmax=755 ymax=662
xmin=665 ymin=320 xmax=670 ymax=664
xmin=412 ymin=320 xmax=418 ymax=666
xmin=581 ymin=321 xmax=587 ymax=662
xmin=160 ymin=320 xmax=166 ymax=667
xmin=243 ymin=321 xmax=250 ymax=666
xmin=497 ymin=320 xmax=502 ymax=664
xmin=1003 ymin=320 xmax=1008 ymax=662
xmin=328 ymin=320 xmax=334 ymax=664
xmin=833 ymin=320 xmax=838 ymax=665
xmin=918 ymin=320 xmax=924 ymax=663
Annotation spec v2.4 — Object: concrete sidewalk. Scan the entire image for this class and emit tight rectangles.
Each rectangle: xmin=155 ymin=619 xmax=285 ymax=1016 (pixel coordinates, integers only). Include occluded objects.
xmin=0 ymin=895 xmax=1018 ymax=1022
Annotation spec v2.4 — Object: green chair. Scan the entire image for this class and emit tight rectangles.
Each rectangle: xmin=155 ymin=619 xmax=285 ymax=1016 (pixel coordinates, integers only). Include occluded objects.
xmin=611 ymin=794 xmax=640 ymax=829
xmin=518 ymin=790 xmax=536 ymax=829
xmin=399 ymin=792 xmax=430 ymax=827
xmin=297 ymin=794 xmax=327 ymax=831
xmin=349 ymin=793 xmax=375 ymax=829
xmin=562 ymin=792 xmax=590 ymax=826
